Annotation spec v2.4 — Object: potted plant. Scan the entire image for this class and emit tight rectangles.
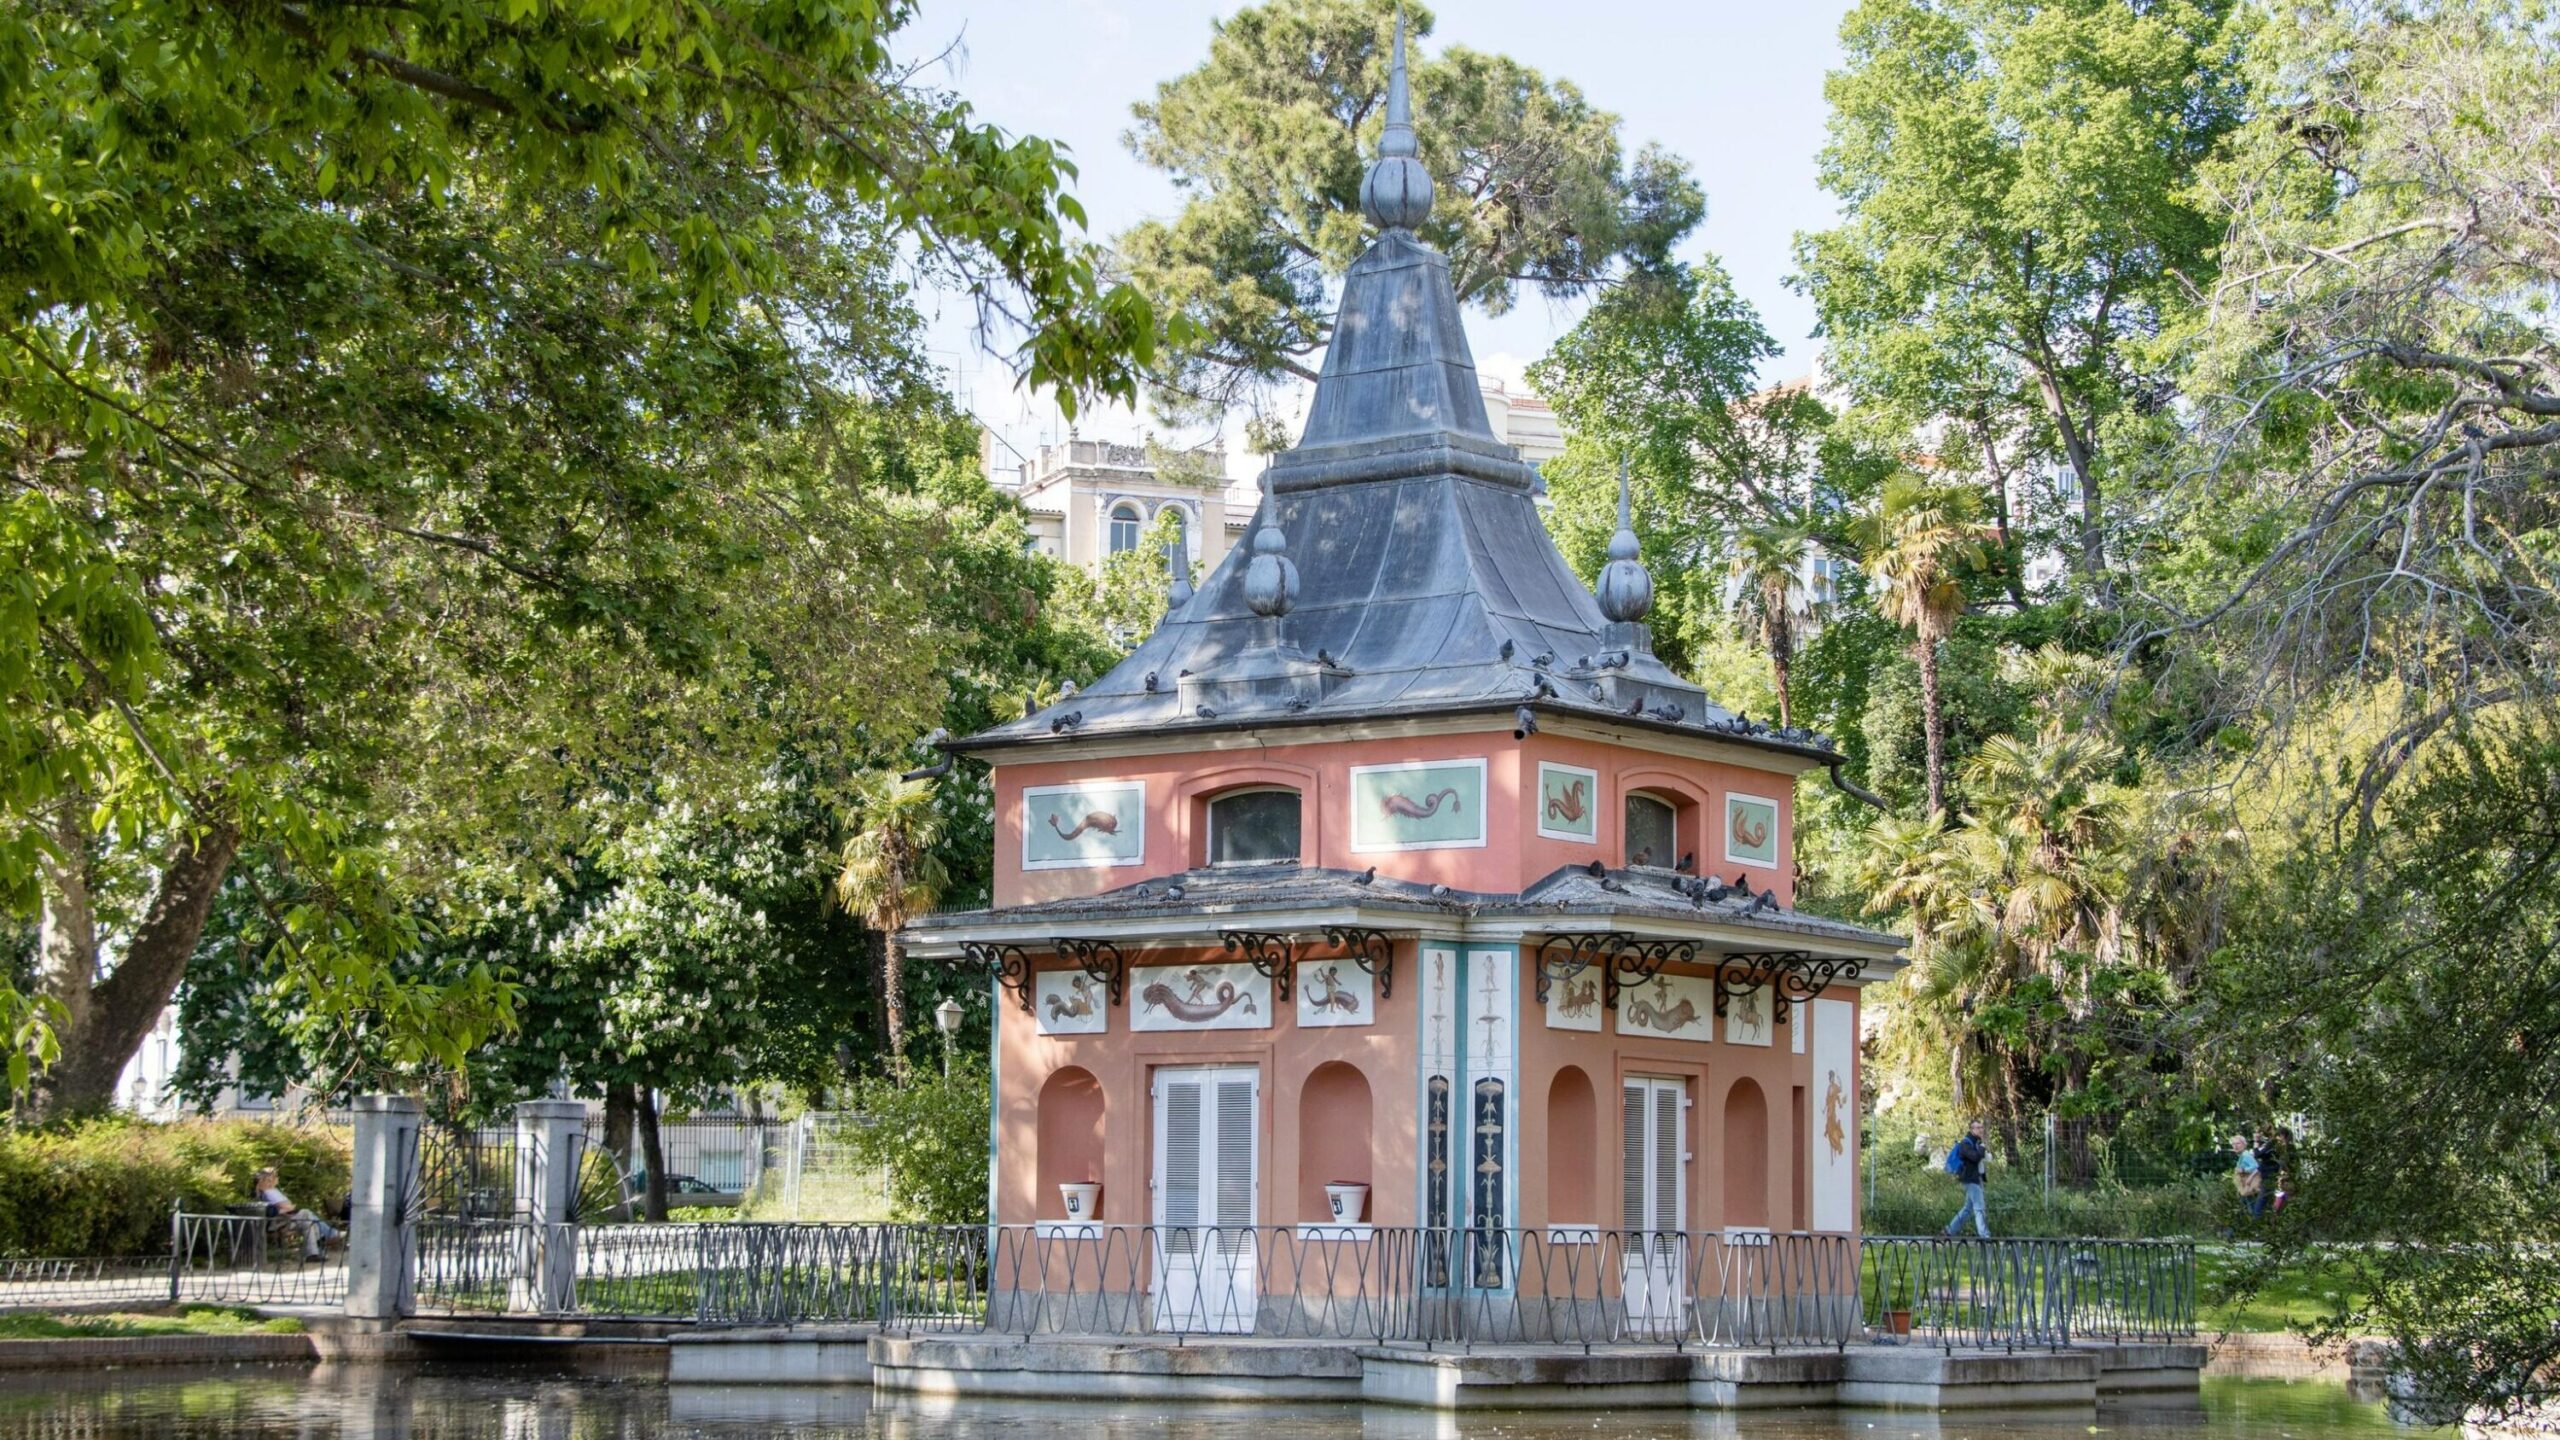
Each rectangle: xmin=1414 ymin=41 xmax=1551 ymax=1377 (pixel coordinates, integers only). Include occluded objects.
xmin=1058 ymin=1180 xmax=1102 ymax=1222
xmin=1881 ymin=1269 xmax=1914 ymax=1336
xmin=1323 ymin=1181 xmax=1370 ymax=1224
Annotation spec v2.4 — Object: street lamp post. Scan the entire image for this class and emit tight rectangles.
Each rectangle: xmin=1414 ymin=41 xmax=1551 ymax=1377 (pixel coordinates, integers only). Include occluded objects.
xmin=933 ymin=997 xmax=964 ymax=1079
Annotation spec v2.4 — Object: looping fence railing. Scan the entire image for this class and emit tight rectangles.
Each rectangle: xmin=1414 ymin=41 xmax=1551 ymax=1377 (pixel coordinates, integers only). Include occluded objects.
xmin=1860 ymin=1235 xmax=2196 ymax=1347
xmin=0 ymin=1212 xmax=347 ymax=1311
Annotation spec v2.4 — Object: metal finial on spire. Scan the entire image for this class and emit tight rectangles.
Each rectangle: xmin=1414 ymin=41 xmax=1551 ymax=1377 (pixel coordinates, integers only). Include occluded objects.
xmin=1243 ymin=476 xmax=1300 ymax=619
xmin=1597 ymin=454 xmax=1654 ymax=623
xmin=1164 ymin=536 xmax=1194 ymax=608
xmin=1358 ymin=9 xmax=1434 ymax=230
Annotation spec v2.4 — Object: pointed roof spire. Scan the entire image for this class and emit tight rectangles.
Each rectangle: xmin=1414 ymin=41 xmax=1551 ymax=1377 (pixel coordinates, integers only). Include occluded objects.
xmin=1597 ymin=454 xmax=1654 ymax=624
xmin=1358 ymin=8 xmax=1433 ymax=231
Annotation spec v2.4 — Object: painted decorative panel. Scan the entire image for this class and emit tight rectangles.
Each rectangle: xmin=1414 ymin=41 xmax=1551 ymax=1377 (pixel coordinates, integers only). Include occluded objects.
xmin=1542 ymin=969 xmax=1603 ymax=1031
xmin=1462 ymin=947 xmax=1517 ymax=1290
xmin=1131 ymin=962 xmax=1271 ymax=1032
xmin=1035 ymin=972 xmax=1108 ymax=1035
xmin=1534 ymin=762 xmax=1598 ymax=842
xmin=1724 ymin=792 xmax=1781 ymax=868
xmin=1295 ymin=958 xmax=1373 ymax=1027
xmin=1348 ymin=759 xmax=1486 ymax=853
xmin=1614 ymin=972 xmax=1716 ymax=1042
xmin=1725 ymin=982 xmax=1776 ymax=1047
xmin=1022 ymin=781 xmax=1145 ymax=870
xmin=1419 ymin=945 xmax=1460 ymax=1288
xmin=1811 ymin=997 xmax=1857 ymax=1231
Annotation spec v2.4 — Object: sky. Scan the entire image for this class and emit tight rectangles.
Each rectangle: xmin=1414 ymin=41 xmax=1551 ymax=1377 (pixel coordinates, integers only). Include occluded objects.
xmin=900 ymin=0 xmax=1855 ymax=466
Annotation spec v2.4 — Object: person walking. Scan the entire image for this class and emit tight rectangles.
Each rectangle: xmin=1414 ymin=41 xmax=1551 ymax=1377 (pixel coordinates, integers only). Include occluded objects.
xmin=2229 ymin=1134 xmax=2262 ymax=1217
xmin=1944 ymin=1120 xmax=1990 ymax=1238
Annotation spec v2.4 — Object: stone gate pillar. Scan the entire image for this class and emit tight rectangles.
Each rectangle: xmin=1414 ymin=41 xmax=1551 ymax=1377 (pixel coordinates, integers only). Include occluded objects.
xmin=511 ymin=1099 xmax=586 ymax=1314
xmin=347 ymin=1093 xmax=424 ymax=1321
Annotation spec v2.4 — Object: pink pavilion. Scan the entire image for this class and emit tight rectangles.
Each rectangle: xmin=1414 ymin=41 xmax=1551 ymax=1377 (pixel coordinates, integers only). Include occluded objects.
xmin=906 ymin=24 xmax=1906 ymax=1341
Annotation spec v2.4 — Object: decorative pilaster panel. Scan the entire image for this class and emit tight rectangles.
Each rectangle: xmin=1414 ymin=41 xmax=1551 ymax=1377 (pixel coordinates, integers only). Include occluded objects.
xmin=1462 ymin=947 xmax=1516 ymax=1290
xmin=1418 ymin=944 xmax=1460 ymax=1287
xmin=1811 ymin=997 xmax=1858 ymax=1232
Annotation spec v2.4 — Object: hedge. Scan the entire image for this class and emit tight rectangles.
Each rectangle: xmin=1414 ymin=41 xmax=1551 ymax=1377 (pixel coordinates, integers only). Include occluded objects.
xmin=0 ymin=1116 xmax=351 ymax=1258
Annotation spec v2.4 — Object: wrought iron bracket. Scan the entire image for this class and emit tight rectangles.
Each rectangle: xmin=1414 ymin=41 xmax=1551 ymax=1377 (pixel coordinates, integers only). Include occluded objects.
xmin=1534 ymin=932 xmax=1624 ymax=1005
xmin=1771 ymin=952 xmax=1863 ymax=1021
xmin=1054 ymin=937 xmax=1127 ymax=1008
xmin=965 ymin=942 xmax=1035 ymax=1015
xmin=1607 ymin=938 xmax=1699 ymax=1010
xmin=1321 ymin=926 xmax=1397 ymax=998
xmin=1222 ymin=930 xmax=1297 ymax=1003
xmin=1711 ymin=959 xmax=1769 ymax=1019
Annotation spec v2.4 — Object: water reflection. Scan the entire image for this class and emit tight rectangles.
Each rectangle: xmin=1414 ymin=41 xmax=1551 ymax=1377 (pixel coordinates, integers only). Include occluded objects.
xmin=0 ymin=1368 xmax=2441 ymax=1440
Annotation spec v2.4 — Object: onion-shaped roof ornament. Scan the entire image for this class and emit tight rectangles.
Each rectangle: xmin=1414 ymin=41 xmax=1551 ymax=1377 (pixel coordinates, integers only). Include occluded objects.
xmin=1596 ymin=454 xmax=1654 ymax=624
xmin=1357 ymin=10 xmax=1433 ymax=231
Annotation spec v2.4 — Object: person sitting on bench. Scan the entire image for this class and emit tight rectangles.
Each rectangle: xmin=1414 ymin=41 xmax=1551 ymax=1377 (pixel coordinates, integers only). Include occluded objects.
xmin=255 ymin=1167 xmax=340 ymax=1260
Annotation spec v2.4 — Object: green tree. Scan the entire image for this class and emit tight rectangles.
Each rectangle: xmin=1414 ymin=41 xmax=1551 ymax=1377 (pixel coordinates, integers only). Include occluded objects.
xmin=1 ymin=0 xmax=1155 ymax=1114
xmin=836 ymin=774 xmax=949 ymax=1068
xmin=1729 ymin=520 xmax=1817 ymax=728
xmin=1796 ymin=0 xmax=2243 ymax=594
xmin=1119 ymin=0 xmax=1701 ymax=419
xmin=1856 ymin=477 xmax=1991 ymax=817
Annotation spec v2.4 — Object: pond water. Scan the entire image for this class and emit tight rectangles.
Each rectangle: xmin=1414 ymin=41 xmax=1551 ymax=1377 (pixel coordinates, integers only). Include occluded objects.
xmin=0 ymin=1370 xmax=2440 ymax=1440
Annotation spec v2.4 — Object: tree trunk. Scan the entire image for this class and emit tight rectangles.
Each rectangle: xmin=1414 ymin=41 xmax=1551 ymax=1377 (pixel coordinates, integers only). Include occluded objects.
xmin=30 ymin=818 xmax=242 ymax=1120
xmin=882 ymin=931 xmax=908 ymax=1064
xmin=1772 ymin=650 xmax=1793 ymax=731
xmin=2030 ymin=368 xmax=2108 ymax=599
xmin=35 ymin=803 xmax=100 ymax=1059
xmin=1916 ymin=631 xmax=1948 ymax=820
xmin=1974 ymin=420 xmax=2032 ymax=610
xmin=636 ymin=1086 xmax=669 ymax=1222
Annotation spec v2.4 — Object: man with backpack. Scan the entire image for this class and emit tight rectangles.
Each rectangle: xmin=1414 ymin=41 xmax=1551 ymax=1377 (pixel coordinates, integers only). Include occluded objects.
xmin=1943 ymin=1120 xmax=1990 ymax=1238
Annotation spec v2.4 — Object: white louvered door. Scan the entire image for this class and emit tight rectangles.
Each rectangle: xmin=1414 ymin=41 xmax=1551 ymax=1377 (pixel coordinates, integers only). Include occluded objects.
xmin=1620 ymin=1075 xmax=1689 ymax=1337
xmin=1152 ymin=1066 xmax=1259 ymax=1333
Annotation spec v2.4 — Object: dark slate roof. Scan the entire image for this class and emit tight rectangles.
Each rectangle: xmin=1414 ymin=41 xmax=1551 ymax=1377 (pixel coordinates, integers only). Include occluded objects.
xmin=960 ymin=72 xmax=1839 ymax=766
xmin=909 ymin=864 xmax=1904 ymax=960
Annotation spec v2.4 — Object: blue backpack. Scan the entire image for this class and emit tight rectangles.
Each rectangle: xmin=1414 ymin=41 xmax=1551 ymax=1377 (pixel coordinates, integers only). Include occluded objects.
xmin=1943 ymin=1143 xmax=1965 ymax=1177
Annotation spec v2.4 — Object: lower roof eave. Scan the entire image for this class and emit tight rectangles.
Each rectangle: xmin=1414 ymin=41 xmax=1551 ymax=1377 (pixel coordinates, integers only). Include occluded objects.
xmin=904 ymin=904 xmax=1906 ymax=980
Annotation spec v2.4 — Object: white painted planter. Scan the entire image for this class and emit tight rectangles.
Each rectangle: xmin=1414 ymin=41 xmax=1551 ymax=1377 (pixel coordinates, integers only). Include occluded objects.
xmin=1324 ymin=1183 xmax=1370 ymax=1223
xmin=1058 ymin=1182 xmax=1102 ymax=1222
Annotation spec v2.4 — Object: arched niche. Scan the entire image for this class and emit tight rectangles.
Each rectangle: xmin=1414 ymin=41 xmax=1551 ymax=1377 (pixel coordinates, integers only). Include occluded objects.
xmin=1035 ymin=1066 xmax=1106 ymax=1220
xmin=1723 ymin=1077 xmax=1771 ymax=1228
xmin=1297 ymin=1062 xmax=1374 ymax=1223
xmin=1546 ymin=1066 xmax=1598 ymax=1224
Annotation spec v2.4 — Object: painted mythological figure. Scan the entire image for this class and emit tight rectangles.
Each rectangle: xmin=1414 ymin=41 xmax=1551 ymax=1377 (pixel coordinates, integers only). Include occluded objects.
xmin=1731 ymin=807 xmax=1769 ymax=851
xmin=1044 ymin=975 xmax=1098 ymax=1023
xmin=1305 ymin=964 xmax=1362 ymax=1016
xmin=1823 ymin=1070 xmax=1848 ymax=1157
xmin=1625 ymin=995 xmax=1700 ymax=1034
xmin=1380 ymin=787 xmax=1461 ymax=820
xmin=1544 ymin=779 xmax=1589 ymax=824
xmin=1556 ymin=976 xmax=1599 ymax=1019
xmin=1142 ymin=978 xmax=1259 ymax=1023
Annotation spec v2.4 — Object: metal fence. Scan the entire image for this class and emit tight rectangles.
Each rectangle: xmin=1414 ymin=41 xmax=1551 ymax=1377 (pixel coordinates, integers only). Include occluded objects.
xmin=0 ymin=1212 xmax=347 ymax=1312
xmin=1860 ymin=1236 xmax=2197 ymax=1347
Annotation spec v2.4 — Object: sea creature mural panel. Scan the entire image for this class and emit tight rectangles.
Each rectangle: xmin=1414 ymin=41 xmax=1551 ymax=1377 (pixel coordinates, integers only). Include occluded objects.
xmin=1535 ymin=763 xmax=1598 ymax=843
xmin=1724 ymin=793 xmax=1781 ymax=869
xmin=1349 ymin=760 xmax=1487 ymax=852
xmin=1613 ymin=972 xmax=1716 ymax=1043
xmin=1035 ymin=972 xmax=1108 ymax=1036
xmin=1725 ymin=981 xmax=1775 ymax=1047
xmin=1131 ymin=962 xmax=1272 ymax=1033
xmin=1022 ymin=781 xmax=1146 ymax=869
xmin=1811 ymin=998 xmax=1858 ymax=1230
xmin=1296 ymin=959 xmax=1373 ymax=1028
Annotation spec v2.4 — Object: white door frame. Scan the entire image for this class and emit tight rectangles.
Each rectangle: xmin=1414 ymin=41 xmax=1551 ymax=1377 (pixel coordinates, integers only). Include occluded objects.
xmin=1151 ymin=1065 xmax=1260 ymax=1333
xmin=1621 ymin=1074 xmax=1691 ymax=1337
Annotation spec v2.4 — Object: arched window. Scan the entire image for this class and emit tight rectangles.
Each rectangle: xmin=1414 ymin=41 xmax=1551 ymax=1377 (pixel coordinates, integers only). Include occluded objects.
xmin=1107 ymin=501 xmax=1143 ymax=554
xmin=1207 ymin=788 xmax=1301 ymax=866
xmin=1163 ymin=504 xmax=1189 ymax=557
xmin=1625 ymin=792 xmax=1677 ymax=870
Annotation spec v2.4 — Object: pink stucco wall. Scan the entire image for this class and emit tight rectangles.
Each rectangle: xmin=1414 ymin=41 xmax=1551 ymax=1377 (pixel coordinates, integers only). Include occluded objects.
xmin=991 ymin=728 xmax=1805 ymax=909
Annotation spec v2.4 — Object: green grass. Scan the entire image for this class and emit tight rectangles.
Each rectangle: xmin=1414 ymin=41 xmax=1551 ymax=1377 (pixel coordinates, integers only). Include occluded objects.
xmin=0 ymin=1305 xmax=305 ymax=1339
xmin=2197 ymin=1245 xmax=2369 ymax=1332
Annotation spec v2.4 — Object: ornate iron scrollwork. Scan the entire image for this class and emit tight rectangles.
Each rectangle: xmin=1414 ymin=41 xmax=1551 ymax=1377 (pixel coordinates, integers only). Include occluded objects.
xmin=1320 ymin=926 xmax=1397 ymax=998
xmin=1533 ymin=932 xmax=1624 ymax=1004
xmin=1053 ymin=937 xmax=1126 ymax=1008
xmin=965 ymin=942 xmax=1035 ymax=1015
xmin=1771 ymin=953 xmax=1863 ymax=1021
xmin=1222 ymin=930 xmax=1297 ymax=1003
xmin=1711 ymin=960 xmax=1769 ymax=1019
xmin=1607 ymin=938 xmax=1699 ymax=1010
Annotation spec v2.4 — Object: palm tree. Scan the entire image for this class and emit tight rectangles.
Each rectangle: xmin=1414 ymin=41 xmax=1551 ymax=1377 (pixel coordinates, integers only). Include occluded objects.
xmin=1856 ymin=477 xmax=1989 ymax=818
xmin=836 ymin=770 xmax=948 ymax=1066
xmin=1728 ymin=518 xmax=1815 ymax=728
